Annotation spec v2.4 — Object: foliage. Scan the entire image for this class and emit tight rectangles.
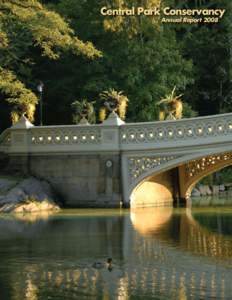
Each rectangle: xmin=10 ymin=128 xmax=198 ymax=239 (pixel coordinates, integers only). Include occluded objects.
xmin=0 ymin=0 xmax=101 ymax=60
xmin=99 ymin=89 xmax=129 ymax=121
xmin=182 ymin=103 xmax=198 ymax=119
xmin=48 ymin=0 xmax=193 ymax=124
xmin=157 ymin=86 xmax=183 ymax=120
xmin=174 ymin=0 xmax=232 ymax=116
xmin=158 ymin=86 xmax=183 ymax=104
xmin=0 ymin=0 xmax=101 ymax=128
xmin=0 ymin=67 xmax=37 ymax=105
xmin=200 ymin=167 xmax=232 ymax=186
xmin=0 ymin=0 xmax=231 ymax=131
xmin=101 ymin=0 xmax=161 ymax=35
xmin=220 ymin=168 xmax=232 ymax=184
xmin=71 ymin=99 xmax=96 ymax=124
xmin=0 ymin=67 xmax=37 ymax=123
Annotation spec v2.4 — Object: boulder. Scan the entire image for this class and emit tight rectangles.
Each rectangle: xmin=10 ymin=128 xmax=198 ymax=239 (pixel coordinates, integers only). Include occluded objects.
xmin=1 ymin=187 xmax=28 ymax=204
xmin=0 ymin=177 xmax=60 ymax=213
xmin=198 ymin=185 xmax=212 ymax=196
xmin=219 ymin=184 xmax=225 ymax=192
xmin=0 ymin=178 xmax=18 ymax=194
xmin=15 ymin=178 xmax=54 ymax=202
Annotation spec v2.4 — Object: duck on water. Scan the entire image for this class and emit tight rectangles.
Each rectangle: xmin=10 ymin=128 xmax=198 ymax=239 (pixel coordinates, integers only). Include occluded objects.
xmin=92 ymin=258 xmax=113 ymax=271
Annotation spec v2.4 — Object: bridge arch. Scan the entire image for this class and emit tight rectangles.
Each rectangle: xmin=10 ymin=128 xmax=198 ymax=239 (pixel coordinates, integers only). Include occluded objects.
xmin=125 ymin=149 xmax=232 ymax=208
xmin=181 ymin=153 xmax=232 ymax=199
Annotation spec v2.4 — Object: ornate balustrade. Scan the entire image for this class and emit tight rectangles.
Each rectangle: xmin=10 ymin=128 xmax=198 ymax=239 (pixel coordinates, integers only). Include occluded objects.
xmin=1 ymin=112 xmax=232 ymax=154
xmin=120 ymin=112 xmax=232 ymax=150
xmin=30 ymin=125 xmax=102 ymax=146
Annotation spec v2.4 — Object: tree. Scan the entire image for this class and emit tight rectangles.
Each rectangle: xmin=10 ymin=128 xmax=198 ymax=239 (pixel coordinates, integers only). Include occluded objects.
xmin=0 ymin=0 xmax=101 ymax=129
xmin=174 ymin=0 xmax=232 ymax=115
xmin=50 ymin=0 xmax=193 ymax=122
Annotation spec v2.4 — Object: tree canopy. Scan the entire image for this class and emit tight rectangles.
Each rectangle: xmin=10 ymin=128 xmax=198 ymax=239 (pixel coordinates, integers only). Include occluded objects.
xmin=0 ymin=0 xmax=231 ymax=130
xmin=0 ymin=0 xmax=101 ymax=129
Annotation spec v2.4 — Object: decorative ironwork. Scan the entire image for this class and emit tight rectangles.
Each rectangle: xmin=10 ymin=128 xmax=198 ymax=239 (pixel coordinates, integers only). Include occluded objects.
xmin=186 ymin=152 xmax=232 ymax=181
xmin=129 ymin=156 xmax=179 ymax=183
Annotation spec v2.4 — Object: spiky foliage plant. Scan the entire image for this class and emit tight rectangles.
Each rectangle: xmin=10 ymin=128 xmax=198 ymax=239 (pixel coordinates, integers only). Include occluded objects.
xmin=99 ymin=89 xmax=129 ymax=121
xmin=71 ymin=99 xmax=96 ymax=124
xmin=157 ymin=87 xmax=183 ymax=120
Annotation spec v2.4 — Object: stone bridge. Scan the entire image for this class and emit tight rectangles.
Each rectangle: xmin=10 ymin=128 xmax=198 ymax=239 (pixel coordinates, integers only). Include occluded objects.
xmin=1 ymin=112 xmax=232 ymax=208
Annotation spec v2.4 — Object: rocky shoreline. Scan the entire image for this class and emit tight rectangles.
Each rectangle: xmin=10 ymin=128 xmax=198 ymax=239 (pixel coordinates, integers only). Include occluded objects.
xmin=191 ymin=183 xmax=232 ymax=197
xmin=0 ymin=176 xmax=60 ymax=213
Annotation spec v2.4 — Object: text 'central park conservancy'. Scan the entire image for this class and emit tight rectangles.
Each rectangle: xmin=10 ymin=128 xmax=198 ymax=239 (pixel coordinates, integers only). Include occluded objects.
xmin=100 ymin=7 xmax=226 ymax=18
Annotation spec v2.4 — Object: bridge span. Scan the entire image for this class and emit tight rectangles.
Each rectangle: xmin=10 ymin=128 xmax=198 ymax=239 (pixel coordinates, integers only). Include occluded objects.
xmin=1 ymin=112 xmax=232 ymax=207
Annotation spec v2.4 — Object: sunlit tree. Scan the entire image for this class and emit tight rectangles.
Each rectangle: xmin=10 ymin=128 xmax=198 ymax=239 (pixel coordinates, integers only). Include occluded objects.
xmin=0 ymin=0 xmax=101 ymax=125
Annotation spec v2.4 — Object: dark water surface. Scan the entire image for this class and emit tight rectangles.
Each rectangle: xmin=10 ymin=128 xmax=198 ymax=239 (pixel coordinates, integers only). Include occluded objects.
xmin=1 ymin=206 xmax=232 ymax=299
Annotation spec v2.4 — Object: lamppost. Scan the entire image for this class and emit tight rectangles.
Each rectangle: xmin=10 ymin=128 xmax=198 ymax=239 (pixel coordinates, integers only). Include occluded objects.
xmin=37 ymin=82 xmax=44 ymax=126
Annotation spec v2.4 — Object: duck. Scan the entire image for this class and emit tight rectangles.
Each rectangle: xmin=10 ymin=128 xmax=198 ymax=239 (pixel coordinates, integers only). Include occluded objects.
xmin=92 ymin=258 xmax=113 ymax=271
xmin=107 ymin=258 xmax=113 ymax=271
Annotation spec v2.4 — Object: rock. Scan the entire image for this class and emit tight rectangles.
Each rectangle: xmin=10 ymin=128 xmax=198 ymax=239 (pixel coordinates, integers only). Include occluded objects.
xmin=191 ymin=188 xmax=201 ymax=197
xmin=0 ymin=176 xmax=60 ymax=213
xmin=1 ymin=187 xmax=28 ymax=204
xmin=198 ymin=185 xmax=212 ymax=196
xmin=0 ymin=200 xmax=59 ymax=213
xmin=16 ymin=178 xmax=54 ymax=202
xmin=219 ymin=184 xmax=225 ymax=192
xmin=13 ymin=200 xmax=59 ymax=213
xmin=212 ymin=185 xmax=220 ymax=195
xmin=0 ymin=178 xmax=18 ymax=194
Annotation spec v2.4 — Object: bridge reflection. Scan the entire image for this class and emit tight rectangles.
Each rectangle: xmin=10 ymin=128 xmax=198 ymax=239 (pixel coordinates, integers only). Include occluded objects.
xmin=131 ymin=207 xmax=232 ymax=259
xmin=1 ymin=208 xmax=232 ymax=299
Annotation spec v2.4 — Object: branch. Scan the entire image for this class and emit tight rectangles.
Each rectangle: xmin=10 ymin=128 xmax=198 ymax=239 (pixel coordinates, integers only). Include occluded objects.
xmin=1 ymin=0 xmax=42 ymax=10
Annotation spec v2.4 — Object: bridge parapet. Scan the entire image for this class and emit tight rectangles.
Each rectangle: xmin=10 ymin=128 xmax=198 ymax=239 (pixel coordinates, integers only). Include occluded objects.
xmin=0 ymin=112 xmax=125 ymax=154
xmin=120 ymin=112 xmax=232 ymax=151
xmin=1 ymin=112 xmax=232 ymax=155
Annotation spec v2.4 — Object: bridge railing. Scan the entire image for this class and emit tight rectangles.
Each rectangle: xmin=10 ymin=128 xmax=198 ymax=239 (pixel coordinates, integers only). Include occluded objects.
xmin=0 ymin=113 xmax=122 ymax=154
xmin=29 ymin=125 xmax=102 ymax=146
xmin=120 ymin=112 xmax=232 ymax=150
xmin=1 ymin=112 xmax=232 ymax=154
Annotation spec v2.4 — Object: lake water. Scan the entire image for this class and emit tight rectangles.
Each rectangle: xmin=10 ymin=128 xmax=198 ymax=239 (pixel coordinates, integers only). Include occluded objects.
xmin=1 ymin=204 xmax=232 ymax=299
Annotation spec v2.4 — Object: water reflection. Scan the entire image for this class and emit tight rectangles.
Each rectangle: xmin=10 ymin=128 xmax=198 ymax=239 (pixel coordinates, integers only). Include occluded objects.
xmin=130 ymin=207 xmax=173 ymax=235
xmin=0 ymin=207 xmax=232 ymax=299
xmin=131 ymin=207 xmax=232 ymax=260
xmin=14 ymin=211 xmax=57 ymax=222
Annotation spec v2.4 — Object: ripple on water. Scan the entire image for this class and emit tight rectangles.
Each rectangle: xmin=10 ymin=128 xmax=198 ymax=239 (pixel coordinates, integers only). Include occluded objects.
xmin=0 ymin=207 xmax=231 ymax=299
